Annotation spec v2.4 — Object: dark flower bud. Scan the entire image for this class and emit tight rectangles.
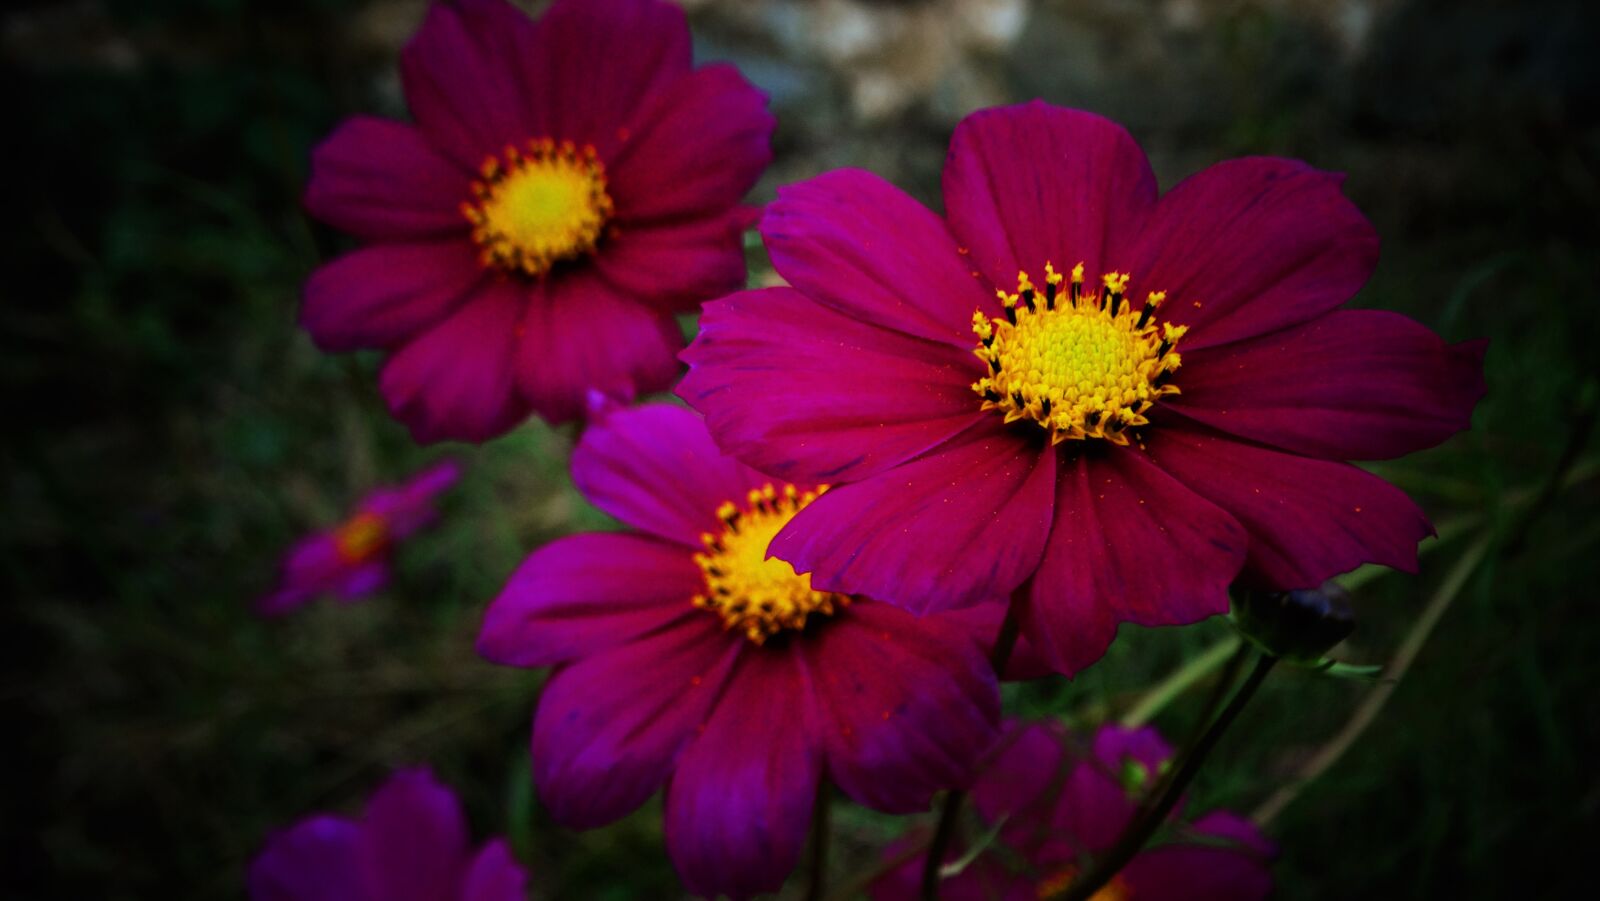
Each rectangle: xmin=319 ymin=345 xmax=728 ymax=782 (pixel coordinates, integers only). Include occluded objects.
xmin=1232 ymin=582 xmax=1355 ymax=664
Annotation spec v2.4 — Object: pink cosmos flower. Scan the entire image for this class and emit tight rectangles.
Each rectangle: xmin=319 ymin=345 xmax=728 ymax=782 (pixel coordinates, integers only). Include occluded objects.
xmin=303 ymin=0 xmax=773 ymax=442
xmin=476 ymin=403 xmax=1003 ymax=899
xmin=258 ymin=460 xmax=460 ymax=616
xmin=679 ymin=101 xmax=1487 ymax=675
xmin=249 ymin=767 xmax=527 ymax=901
xmin=873 ymin=722 xmax=1274 ymax=900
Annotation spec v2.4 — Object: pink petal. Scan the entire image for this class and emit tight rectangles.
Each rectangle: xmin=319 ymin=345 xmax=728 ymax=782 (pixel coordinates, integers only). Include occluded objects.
xmin=378 ymin=280 xmax=529 ymax=444
xmin=761 ymin=168 xmax=998 ymax=346
xmin=249 ymin=816 xmax=363 ymax=901
xmin=460 ymin=840 xmax=529 ymax=901
xmin=592 ymin=210 xmax=751 ymax=313
xmin=805 ymin=605 xmax=1000 ymax=813
xmin=606 ymin=63 xmax=773 ymax=223
xmin=571 ymin=403 xmax=772 ymax=548
xmin=1122 ymin=812 xmax=1274 ymax=901
xmin=303 ymin=116 xmax=471 ymax=241
xmin=1128 ymin=157 xmax=1379 ymax=352
xmin=942 ymin=101 xmax=1157 ymax=292
xmin=770 ymin=423 xmax=1057 ymax=613
xmin=356 ymin=769 xmax=470 ymax=901
xmin=257 ymin=535 xmax=345 ymax=618
xmin=664 ymin=647 xmax=823 ymax=900
xmin=513 ymin=269 xmax=683 ymax=425
xmin=679 ymin=287 xmax=988 ymax=485
xmin=477 ymin=532 xmax=704 ymax=668
xmin=532 ymin=616 xmax=738 ymax=829
xmin=301 ymin=242 xmax=483 ymax=353
xmin=1166 ymin=310 xmax=1488 ymax=460
xmin=1146 ymin=425 xmax=1432 ymax=589
xmin=1023 ymin=450 xmax=1246 ymax=675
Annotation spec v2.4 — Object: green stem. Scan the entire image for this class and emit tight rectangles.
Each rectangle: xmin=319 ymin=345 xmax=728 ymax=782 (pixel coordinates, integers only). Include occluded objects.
xmin=1120 ymin=635 xmax=1243 ymax=727
xmin=1053 ymin=652 xmax=1278 ymax=901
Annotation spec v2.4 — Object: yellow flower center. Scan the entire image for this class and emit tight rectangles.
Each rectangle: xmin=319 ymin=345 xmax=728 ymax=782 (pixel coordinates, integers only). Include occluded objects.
xmin=692 ymin=483 xmax=850 ymax=644
xmin=462 ymin=138 xmax=614 ymax=277
xmin=333 ymin=511 xmax=388 ymax=565
xmin=972 ymin=262 xmax=1185 ymax=447
xmin=1036 ymin=868 xmax=1131 ymax=901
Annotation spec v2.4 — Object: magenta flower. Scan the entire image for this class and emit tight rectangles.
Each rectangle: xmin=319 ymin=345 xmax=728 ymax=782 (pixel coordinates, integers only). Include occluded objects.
xmin=680 ymin=101 xmax=1486 ymax=674
xmin=249 ymin=767 xmax=526 ymax=901
xmin=258 ymin=460 xmax=460 ymax=616
xmin=873 ymin=722 xmax=1274 ymax=900
xmin=303 ymin=0 xmax=773 ymax=442
xmin=476 ymin=403 xmax=1003 ymax=899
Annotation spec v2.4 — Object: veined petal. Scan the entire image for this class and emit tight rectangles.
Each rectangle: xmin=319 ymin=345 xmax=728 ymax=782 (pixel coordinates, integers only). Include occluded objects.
xmin=460 ymin=840 xmax=528 ymax=901
xmin=301 ymin=241 xmax=482 ymax=353
xmin=680 ymin=287 xmax=988 ymax=486
xmin=356 ymin=769 xmax=470 ymax=901
xmin=592 ymin=210 xmax=751 ymax=313
xmin=303 ymin=116 xmax=470 ymax=241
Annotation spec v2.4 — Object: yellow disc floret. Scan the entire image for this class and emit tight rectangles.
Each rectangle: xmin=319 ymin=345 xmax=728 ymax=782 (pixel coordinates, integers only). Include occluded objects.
xmin=692 ymin=483 xmax=849 ymax=644
xmin=462 ymin=138 xmax=614 ymax=277
xmin=333 ymin=511 xmax=389 ymax=565
xmin=1036 ymin=868 xmax=1130 ymax=901
xmin=972 ymin=261 xmax=1185 ymax=446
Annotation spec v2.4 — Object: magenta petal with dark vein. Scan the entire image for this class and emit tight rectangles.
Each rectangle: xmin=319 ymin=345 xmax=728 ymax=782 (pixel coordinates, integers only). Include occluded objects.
xmin=378 ymin=279 xmax=527 ymax=444
xmin=1167 ymin=310 xmax=1488 ymax=460
xmin=1024 ymin=450 xmax=1246 ymax=675
xmin=513 ymin=270 xmax=683 ymax=425
xmin=679 ymin=287 xmax=987 ymax=485
xmin=592 ymin=210 xmax=752 ymax=312
xmin=571 ymin=403 xmax=771 ymax=547
xmin=607 ymin=63 xmax=775 ymax=223
xmin=942 ymin=101 xmax=1157 ymax=289
xmin=356 ymin=769 xmax=470 ymax=901
xmin=771 ymin=424 xmax=1056 ymax=612
xmin=533 ymin=616 xmax=738 ymax=829
xmin=460 ymin=840 xmax=528 ymax=901
xmin=301 ymin=241 xmax=482 ymax=352
xmin=1127 ymin=157 xmax=1379 ymax=351
xmin=1147 ymin=426 xmax=1432 ymax=588
xmin=664 ymin=648 xmax=823 ymax=901
xmin=804 ymin=604 xmax=1000 ymax=813
xmin=761 ymin=168 xmax=998 ymax=345
xmin=476 ymin=532 xmax=706 ymax=668
xmin=249 ymin=816 xmax=363 ymax=901
xmin=302 ymin=116 xmax=470 ymax=241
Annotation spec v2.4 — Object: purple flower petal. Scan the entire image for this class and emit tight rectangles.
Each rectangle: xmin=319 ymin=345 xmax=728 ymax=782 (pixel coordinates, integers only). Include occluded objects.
xmin=607 ymin=62 xmax=773 ymax=223
xmin=680 ymin=287 xmax=988 ymax=485
xmin=761 ymin=168 xmax=998 ymax=346
xmin=398 ymin=0 xmax=547 ymax=169
xmin=533 ymin=616 xmax=739 ymax=829
xmin=378 ymin=280 xmax=529 ymax=444
xmin=664 ymin=647 xmax=823 ymax=900
xmin=971 ymin=723 xmax=1070 ymax=840
xmin=257 ymin=535 xmax=344 ymax=617
xmin=571 ymin=404 xmax=772 ymax=548
xmin=249 ymin=815 xmax=364 ymax=901
xmin=370 ymin=458 xmax=463 ymax=538
xmin=356 ymin=768 xmax=471 ymax=901
xmin=1023 ymin=450 xmax=1245 ymax=675
xmin=332 ymin=561 xmax=389 ymax=601
xmin=1167 ymin=310 xmax=1488 ymax=460
xmin=1147 ymin=425 xmax=1432 ymax=589
xmin=942 ymin=101 xmax=1157 ymax=291
xmin=805 ymin=605 xmax=1000 ymax=813
xmin=513 ymin=269 xmax=683 ymax=425
xmin=1122 ymin=812 xmax=1275 ymax=901
xmin=770 ymin=424 xmax=1056 ymax=612
xmin=460 ymin=840 xmax=528 ymax=901
xmin=300 ymin=242 xmax=482 ymax=353
xmin=1127 ymin=157 xmax=1379 ymax=352
xmin=302 ymin=116 xmax=470 ymax=241
xmin=592 ymin=209 xmax=751 ymax=313
xmin=477 ymin=532 xmax=705 ymax=668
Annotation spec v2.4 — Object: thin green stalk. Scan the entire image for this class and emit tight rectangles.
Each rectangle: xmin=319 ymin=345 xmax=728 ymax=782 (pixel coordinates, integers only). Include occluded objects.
xmin=1121 ymin=635 xmax=1242 ymax=727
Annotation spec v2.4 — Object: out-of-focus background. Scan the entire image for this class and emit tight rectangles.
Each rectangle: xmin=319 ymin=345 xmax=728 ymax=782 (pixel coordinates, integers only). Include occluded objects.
xmin=5 ymin=0 xmax=1597 ymax=897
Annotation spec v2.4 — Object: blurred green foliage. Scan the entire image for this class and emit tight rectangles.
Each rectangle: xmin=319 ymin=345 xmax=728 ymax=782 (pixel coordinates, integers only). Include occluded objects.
xmin=4 ymin=0 xmax=1598 ymax=898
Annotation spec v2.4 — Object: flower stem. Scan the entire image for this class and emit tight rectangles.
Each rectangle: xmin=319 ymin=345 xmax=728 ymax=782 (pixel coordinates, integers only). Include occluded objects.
xmin=920 ymin=588 xmax=1026 ymax=900
xmin=806 ymin=784 xmax=831 ymax=901
xmin=1120 ymin=634 xmax=1243 ymax=727
xmin=1053 ymin=651 xmax=1278 ymax=901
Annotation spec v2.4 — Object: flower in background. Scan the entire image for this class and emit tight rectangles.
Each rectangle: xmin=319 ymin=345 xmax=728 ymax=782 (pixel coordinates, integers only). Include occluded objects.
xmin=249 ymin=767 xmax=526 ymax=901
xmin=679 ymin=100 xmax=1486 ymax=675
xmin=258 ymin=460 xmax=460 ymax=617
xmin=873 ymin=721 xmax=1274 ymax=900
xmin=477 ymin=403 xmax=1003 ymax=899
xmin=302 ymin=0 xmax=773 ymax=442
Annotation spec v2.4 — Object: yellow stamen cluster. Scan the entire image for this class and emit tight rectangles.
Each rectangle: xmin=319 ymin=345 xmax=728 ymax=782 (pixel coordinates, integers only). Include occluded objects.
xmin=333 ymin=511 xmax=389 ymax=565
xmin=972 ymin=261 xmax=1185 ymax=446
xmin=692 ymin=483 xmax=849 ymax=644
xmin=462 ymin=138 xmax=614 ymax=277
xmin=1036 ymin=868 xmax=1130 ymax=901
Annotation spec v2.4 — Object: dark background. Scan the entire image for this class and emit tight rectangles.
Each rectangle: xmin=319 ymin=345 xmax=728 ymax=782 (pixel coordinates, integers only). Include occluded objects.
xmin=5 ymin=0 xmax=1598 ymax=897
